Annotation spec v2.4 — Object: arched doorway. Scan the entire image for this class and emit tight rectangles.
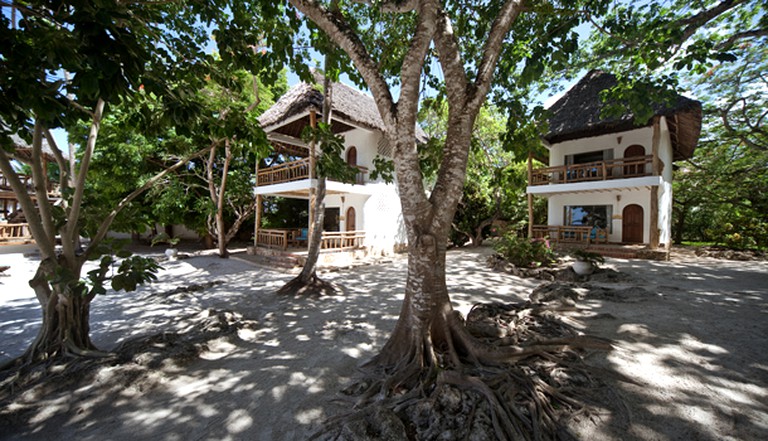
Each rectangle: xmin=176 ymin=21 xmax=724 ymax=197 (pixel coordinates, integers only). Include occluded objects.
xmin=622 ymin=204 xmax=644 ymax=243
xmin=345 ymin=206 xmax=356 ymax=232
xmin=346 ymin=146 xmax=357 ymax=167
xmin=623 ymin=144 xmax=645 ymax=177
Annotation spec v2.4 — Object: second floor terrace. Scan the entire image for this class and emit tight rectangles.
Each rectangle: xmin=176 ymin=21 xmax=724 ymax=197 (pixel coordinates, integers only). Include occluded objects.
xmin=529 ymin=155 xmax=655 ymax=186
xmin=257 ymin=157 xmax=369 ymax=187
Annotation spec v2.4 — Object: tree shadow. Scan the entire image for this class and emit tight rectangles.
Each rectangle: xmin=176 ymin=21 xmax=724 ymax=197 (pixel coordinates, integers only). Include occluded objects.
xmin=569 ymin=257 xmax=768 ymax=440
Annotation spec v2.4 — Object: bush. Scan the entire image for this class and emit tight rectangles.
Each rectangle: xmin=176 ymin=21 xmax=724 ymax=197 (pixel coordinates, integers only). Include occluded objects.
xmin=493 ymin=233 xmax=557 ymax=268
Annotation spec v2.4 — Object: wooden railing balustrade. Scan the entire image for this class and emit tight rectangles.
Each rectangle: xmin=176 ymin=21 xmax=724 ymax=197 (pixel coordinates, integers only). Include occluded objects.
xmin=531 ymin=225 xmax=608 ymax=244
xmin=530 ymin=155 xmax=653 ymax=186
xmin=257 ymin=159 xmax=369 ymax=186
xmin=320 ymin=230 xmax=365 ymax=250
xmin=0 ymin=174 xmax=33 ymax=192
xmin=257 ymin=158 xmax=311 ymax=186
xmin=0 ymin=223 xmax=32 ymax=241
xmin=256 ymin=228 xmax=366 ymax=251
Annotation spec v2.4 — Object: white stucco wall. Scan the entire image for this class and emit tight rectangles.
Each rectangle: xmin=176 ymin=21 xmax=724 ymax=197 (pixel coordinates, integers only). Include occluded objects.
xmin=336 ymin=127 xmax=379 ymax=171
xmin=324 ymin=182 xmax=405 ymax=255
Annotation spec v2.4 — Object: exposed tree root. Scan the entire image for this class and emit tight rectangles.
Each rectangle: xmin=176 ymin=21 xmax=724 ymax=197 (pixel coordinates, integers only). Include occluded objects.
xmin=277 ymin=272 xmax=341 ymax=296
xmin=0 ymin=308 xmax=256 ymax=410
xmin=314 ymin=301 xmax=615 ymax=441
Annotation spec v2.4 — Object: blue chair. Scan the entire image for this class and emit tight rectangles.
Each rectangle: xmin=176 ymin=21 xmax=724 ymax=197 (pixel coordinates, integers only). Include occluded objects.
xmin=295 ymin=228 xmax=308 ymax=243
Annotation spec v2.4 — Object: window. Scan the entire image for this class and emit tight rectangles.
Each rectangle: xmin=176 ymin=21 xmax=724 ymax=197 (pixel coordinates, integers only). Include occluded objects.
xmin=564 ymin=205 xmax=612 ymax=232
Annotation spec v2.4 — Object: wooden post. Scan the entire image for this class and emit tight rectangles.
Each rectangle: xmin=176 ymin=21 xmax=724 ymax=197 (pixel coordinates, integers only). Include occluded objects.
xmin=254 ymin=157 xmax=260 ymax=248
xmin=308 ymin=109 xmax=317 ymax=246
xmin=650 ymin=186 xmax=660 ymax=249
xmin=254 ymin=195 xmax=262 ymax=248
xmin=527 ymin=152 xmax=534 ymax=238
xmin=651 ymin=116 xmax=661 ymax=176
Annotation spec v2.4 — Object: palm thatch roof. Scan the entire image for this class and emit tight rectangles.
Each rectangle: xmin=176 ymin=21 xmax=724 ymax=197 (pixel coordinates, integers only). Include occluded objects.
xmin=10 ymin=133 xmax=64 ymax=162
xmin=259 ymin=76 xmax=427 ymax=143
xmin=259 ymin=79 xmax=386 ymax=137
xmin=545 ymin=70 xmax=702 ymax=161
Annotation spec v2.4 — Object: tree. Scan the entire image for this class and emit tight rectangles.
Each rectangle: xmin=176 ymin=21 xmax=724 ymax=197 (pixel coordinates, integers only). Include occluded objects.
xmin=267 ymin=0 xmax=612 ymax=436
xmin=582 ymin=1 xmax=768 ymax=248
xmin=672 ymin=41 xmax=768 ymax=248
xmin=0 ymin=1 xmax=275 ymax=364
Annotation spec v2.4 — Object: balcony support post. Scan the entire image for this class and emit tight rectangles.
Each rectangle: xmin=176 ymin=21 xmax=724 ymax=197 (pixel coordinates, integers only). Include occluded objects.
xmin=527 ymin=152 xmax=534 ymax=238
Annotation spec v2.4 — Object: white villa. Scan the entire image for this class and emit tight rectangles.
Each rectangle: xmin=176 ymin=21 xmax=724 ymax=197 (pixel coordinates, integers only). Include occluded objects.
xmin=527 ymin=70 xmax=702 ymax=258
xmin=251 ymin=78 xmax=408 ymax=265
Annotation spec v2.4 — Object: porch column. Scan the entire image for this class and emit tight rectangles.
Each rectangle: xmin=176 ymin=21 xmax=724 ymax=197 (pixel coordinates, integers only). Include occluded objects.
xmin=254 ymin=195 xmax=262 ymax=248
xmin=254 ymin=157 xmax=260 ymax=248
xmin=651 ymin=116 xmax=661 ymax=176
xmin=650 ymin=186 xmax=660 ymax=249
xmin=527 ymin=152 xmax=534 ymax=238
xmin=308 ymin=109 xmax=317 ymax=246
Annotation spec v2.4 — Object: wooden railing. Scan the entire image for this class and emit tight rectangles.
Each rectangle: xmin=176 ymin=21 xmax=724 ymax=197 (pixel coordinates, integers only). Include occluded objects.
xmin=256 ymin=228 xmax=366 ymax=250
xmin=530 ymin=155 xmax=654 ymax=186
xmin=352 ymin=166 xmax=368 ymax=185
xmin=0 ymin=223 xmax=32 ymax=242
xmin=257 ymin=159 xmax=370 ymax=187
xmin=258 ymin=158 xmax=311 ymax=186
xmin=256 ymin=228 xmax=295 ymax=250
xmin=532 ymin=225 xmax=608 ymax=244
xmin=321 ymin=230 xmax=365 ymax=250
xmin=0 ymin=174 xmax=33 ymax=192
xmin=1 ymin=173 xmax=61 ymax=196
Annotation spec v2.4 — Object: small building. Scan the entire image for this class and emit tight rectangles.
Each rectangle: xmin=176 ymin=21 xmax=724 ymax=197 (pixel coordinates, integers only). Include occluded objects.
xmin=252 ymin=78 xmax=409 ymax=265
xmin=0 ymin=134 xmax=62 ymax=244
xmin=527 ymin=70 xmax=702 ymax=258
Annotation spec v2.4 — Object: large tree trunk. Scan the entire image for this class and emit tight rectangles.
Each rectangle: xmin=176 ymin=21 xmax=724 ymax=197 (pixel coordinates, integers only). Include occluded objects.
xmin=21 ymin=257 xmax=100 ymax=363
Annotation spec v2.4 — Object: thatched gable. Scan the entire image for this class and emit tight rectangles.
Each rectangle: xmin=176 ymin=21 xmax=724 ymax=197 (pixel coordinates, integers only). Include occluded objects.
xmin=258 ymin=79 xmax=386 ymax=138
xmin=9 ymin=133 xmax=63 ymax=163
xmin=545 ymin=70 xmax=702 ymax=161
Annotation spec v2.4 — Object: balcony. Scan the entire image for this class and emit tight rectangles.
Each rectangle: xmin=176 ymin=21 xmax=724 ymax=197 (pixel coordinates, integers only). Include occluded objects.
xmin=530 ymin=155 xmax=653 ymax=186
xmin=257 ymin=158 xmax=369 ymax=187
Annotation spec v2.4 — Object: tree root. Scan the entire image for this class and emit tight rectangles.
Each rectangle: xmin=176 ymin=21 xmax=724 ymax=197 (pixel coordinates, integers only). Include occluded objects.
xmin=314 ymin=301 xmax=614 ymax=440
xmin=277 ymin=272 xmax=340 ymax=296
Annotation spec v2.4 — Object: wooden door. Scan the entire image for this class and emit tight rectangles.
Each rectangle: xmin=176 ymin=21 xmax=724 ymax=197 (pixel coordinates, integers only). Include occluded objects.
xmin=345 ymin=207 xmax=356 ymax=232
xmin=623 ymin=144 xmax=645 ymax=177
xmin=346 ymin=146 xmax=357 ymax=166
xmin=622 ymin=204 xmax=644 ymax=243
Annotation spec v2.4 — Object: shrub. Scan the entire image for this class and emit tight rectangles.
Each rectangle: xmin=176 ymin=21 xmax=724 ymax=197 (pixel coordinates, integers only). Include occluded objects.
xmin=493 ymin=232 xmax=557 ymax=268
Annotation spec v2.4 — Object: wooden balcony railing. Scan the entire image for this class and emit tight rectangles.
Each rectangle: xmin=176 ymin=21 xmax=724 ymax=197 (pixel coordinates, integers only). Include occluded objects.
xmin=0 ymin=174 xmax=33 ymax=192
xmin=321 ymin=230 xmax=365 ymax=250
xmin=256 ymin=228 xmax=366 ymax=251
xmin=530 ymin=155 xmax=654 ymax=186
xmin=257 ymin=158 xmax=311 ymax=186
xmin=1 ymin=173 xmax=60 ymax=196
xmin=257 ymin=158 xmax=370 ymax=187
xmin=0 ymin=223 xmax=32 ymax=242
xmin=531 ymin=225 xmax=608 ymax=244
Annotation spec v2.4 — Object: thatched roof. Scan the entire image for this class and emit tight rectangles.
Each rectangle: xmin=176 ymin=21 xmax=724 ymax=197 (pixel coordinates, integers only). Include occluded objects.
xmin=259 ymin=76 xmax=427 ymax=142
xmin=259 ymin=79 xmax=386 ymax=136
xmin=545 ymin=70 xmax=702 ymax=161
xmin=9 ymin=133 xmax=64 ymax=162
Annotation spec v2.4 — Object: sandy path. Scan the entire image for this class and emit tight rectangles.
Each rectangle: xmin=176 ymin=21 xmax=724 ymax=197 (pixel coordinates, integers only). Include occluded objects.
xmin=0 ymin=246 xmax=766 ymax=440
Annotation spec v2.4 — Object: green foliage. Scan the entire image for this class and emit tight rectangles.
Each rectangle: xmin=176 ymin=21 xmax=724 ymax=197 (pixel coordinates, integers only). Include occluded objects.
xmin=71 ymin=239 xmax=161 ymax=297
xmin=150 ymin=233 xmax=180 ymax=247
xmin=301 ymin=122 xmax=359 ymax=183
xmin=369 ymin=155 xmax=395 ymax=184
xmin=494 ymin=233 xmax=557 ymax=268
xmin=570 ymin=248 xmax=605 ymax=265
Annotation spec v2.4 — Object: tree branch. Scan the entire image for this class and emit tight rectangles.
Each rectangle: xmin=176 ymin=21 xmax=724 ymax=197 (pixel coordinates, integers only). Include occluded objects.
xmin=288 ymin=0 xmax=396 ymax=127
xmin=0 ymin=148 xmax=56 ymax=258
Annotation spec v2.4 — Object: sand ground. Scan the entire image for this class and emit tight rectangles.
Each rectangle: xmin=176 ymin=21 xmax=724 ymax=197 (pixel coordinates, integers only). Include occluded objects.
xmin=0 ymin=245 xmax=766 ymax=440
